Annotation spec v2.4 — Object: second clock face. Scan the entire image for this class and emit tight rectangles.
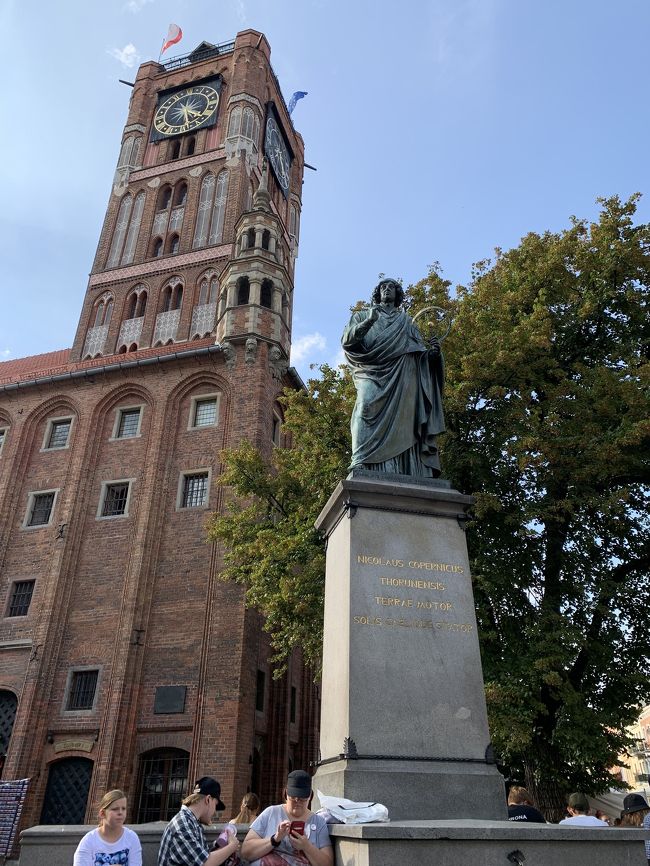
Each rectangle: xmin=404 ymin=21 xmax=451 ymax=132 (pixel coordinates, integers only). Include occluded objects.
xmin=153 ymin=84 xmax=220 ymax=137
xmin=264 ymin=115 xmax=291 ymax=195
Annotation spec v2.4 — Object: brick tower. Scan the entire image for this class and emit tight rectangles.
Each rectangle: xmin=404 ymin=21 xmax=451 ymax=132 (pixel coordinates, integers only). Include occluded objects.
xmin=0 ymin=30 xmax=318 ymax=832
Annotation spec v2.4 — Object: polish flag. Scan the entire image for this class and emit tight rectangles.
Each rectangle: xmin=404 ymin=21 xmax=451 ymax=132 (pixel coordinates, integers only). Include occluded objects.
xmin=161 ymin=23 xmax=183 ymax=54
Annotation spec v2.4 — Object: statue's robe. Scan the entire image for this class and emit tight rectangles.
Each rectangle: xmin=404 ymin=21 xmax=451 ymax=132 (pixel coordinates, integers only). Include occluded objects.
xmin=342 ymin=305 xmax=445 ymax=477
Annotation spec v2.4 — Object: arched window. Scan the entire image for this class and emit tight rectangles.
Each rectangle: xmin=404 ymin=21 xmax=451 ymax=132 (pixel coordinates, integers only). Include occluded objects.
xmin=152 ymin=238 xmax=163 ymax=257
xmin=262 ymin=230 xmax=270 ymax=251
xmin=290 ymin=204 xmax=300 ymax=240
xmin=135 ymin=748 xmax=189 ymax=823
xmin=136 ymin=291 xmax=148 ymax=317
xmin=185 ymin=136 xmax=196 ymax=157
xmin=198 ymin=276 xmax=219 ymax=305
xmin=193 ymin=170 xmax=229 ymax=248
xmin=117 ymin=136 xmax=142 ymax=169
xmin=227 ymin=106 xmax=242 ymax=137
xmin=246 ymin=182 xmax=254 ymax=212
xmin=168 ymin=234 xmax=180 ymax=255
xmin=260 ymin=279 xmax=273 ymax=309
xmin=126 ymin=293 xmax=138 ymax=319
xmin=174 ymin=183 xmax=187 ymax=207
xmin=0 ymin=690 xmax=18 ymax=759
xmin=241 ymin=107 xmax=260 ymax=144
xmin=246 ymin=227 xmax=255 ymax=249
xmin=94 ymin=297 xmax=113 ymax=327
xmin=40 ymin=757 xmax=93 ymax=824
xmin=237 ymin=277 xmax=250 ymax=306
xmin=158 ymin=186 xmax=172 ymax=211
xmin=170 ymin=139 xmax=181 ymax=160
xmin=106 ymin=191 xmax=145 ymax=268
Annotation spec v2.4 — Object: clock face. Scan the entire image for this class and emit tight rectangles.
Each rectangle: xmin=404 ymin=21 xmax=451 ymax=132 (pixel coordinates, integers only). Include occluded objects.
xmin=152 ymin=83 xmax=220 ymax=138
xmin=264 ymin=115 xmax=291 ymax=195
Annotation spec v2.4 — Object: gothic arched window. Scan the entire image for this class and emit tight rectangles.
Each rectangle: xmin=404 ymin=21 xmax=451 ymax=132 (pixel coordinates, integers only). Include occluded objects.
xmin=193 ymin=170 xmax=229 ymax=249
xmin=260 ymin=279 xmax=273 ymax=309
xmin=237 ymin=277 xmax=250 ymax=306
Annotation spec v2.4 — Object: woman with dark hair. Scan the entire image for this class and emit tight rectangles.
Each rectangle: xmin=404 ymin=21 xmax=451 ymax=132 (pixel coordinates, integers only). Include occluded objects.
xmin=342 ymin=277 xmax=445 ymax=477
xmin=619 ymin=793 xmax=650 ymax=864
xmin=241 ymin=770 xmax=332 ymax=866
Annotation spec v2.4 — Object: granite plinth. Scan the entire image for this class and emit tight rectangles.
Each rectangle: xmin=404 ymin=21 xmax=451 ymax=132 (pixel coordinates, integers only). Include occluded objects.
xmin=18 ymin=822 xmax=247 ymax=866
xmin=313 ymin=476 xmax=506 ymax=821
xmin=329 ymin=821 xmax=649 ymax=866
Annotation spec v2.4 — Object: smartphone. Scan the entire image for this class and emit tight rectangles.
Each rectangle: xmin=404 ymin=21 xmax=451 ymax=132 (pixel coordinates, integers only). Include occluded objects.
xmin=290 ymin=821 xmax=305 ymax=836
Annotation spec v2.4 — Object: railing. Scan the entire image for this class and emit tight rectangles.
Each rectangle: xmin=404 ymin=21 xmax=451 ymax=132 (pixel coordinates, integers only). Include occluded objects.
xmin=162 ymin=41 xmax=235 ymax=71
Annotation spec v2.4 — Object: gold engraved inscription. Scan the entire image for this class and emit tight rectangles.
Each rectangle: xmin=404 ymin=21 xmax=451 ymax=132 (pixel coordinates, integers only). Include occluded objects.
xmin=353 ymin=615 xmax=473 ymax=633
xmin=357 ymin=554 xmax=464 ymax=574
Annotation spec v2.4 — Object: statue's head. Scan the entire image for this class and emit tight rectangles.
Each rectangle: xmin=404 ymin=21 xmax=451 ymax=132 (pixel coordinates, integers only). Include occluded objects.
xmin=372 ymin=278 xmax=404 ymax=307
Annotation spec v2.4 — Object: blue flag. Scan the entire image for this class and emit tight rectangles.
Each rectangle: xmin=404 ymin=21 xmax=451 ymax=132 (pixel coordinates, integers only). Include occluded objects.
xmin=288 ymin=91 xmax=308 ymax=115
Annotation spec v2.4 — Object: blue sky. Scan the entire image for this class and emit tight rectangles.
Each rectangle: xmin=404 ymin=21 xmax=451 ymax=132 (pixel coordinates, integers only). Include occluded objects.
xmin=2 ymin=0 xmax=649 ymax=380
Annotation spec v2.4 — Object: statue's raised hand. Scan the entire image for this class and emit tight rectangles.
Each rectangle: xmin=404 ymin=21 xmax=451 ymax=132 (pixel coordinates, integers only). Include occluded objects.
xmin=428 ymin=336 xmax=441 ymax=357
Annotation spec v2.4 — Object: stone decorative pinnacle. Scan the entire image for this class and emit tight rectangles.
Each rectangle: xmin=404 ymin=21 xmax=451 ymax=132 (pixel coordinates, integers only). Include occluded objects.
xmin=253 ymin=159 xmax=271 ymax=212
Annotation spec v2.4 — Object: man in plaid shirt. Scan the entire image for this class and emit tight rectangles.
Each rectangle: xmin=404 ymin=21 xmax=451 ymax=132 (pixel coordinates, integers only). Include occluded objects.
xmin=158 ymin=777 xmax=240 ymax=866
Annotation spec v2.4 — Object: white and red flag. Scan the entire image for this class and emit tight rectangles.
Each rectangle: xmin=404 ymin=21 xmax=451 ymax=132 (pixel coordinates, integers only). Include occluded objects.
xmin=161 ymin=23 xmax=183 ymax=55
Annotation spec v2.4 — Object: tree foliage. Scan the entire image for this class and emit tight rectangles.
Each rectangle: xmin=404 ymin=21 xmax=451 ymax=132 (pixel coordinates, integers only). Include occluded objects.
xmin=425 ymin=194 xmax=650 ymax=810
xmin=206 ymin=365 xmax=354 ymax=672
xmin=208 ymin=195 xmax=650 ymax=810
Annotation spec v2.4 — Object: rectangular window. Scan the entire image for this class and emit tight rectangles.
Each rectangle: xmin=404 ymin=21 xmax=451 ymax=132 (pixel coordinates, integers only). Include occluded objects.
xmin=46 ymin=418 xmax=72 ymax=450
xmin=116 ymin=408 xmax=141 ymax=438
xmin=101 ymin=482 xmax=130 ymax=517
xmin=26 ymin=491 xmax=56 ymax=527
xmin=192 ymin=397 xmax=218 ymax=428
xmin=181 ymin=472 xmax=209 ymax=508
xmin=0 ymin=428 xmax=6 ymax=454
xmin=272 ymin=415 xmax=281 ymax=446
xmin=255 ymin=669 xmax=266 ymax=712
xmin=66 ymin=669 xmax=99 ymax=711
xmin=8 ymin=580 xmax=35 ymax=617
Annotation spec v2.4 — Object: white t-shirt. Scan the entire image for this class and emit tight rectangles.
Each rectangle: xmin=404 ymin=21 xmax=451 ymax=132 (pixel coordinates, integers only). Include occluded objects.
xmin=559 ymin=814 xmax=608 ymax=827
xmin=73 ymin=826 xmax=143 ymax=866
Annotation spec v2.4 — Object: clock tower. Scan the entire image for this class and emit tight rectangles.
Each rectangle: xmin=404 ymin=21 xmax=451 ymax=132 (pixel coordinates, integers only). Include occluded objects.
xmin=0 ymin=30 xmax=316 ymax=836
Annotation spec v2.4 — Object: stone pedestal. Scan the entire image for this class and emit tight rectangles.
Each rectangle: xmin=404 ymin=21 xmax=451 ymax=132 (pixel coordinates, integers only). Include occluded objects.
xmin=313 ymin=473 xmax=506 ymax=820
xmin=329 ymin=821 xmax=649 ymax=866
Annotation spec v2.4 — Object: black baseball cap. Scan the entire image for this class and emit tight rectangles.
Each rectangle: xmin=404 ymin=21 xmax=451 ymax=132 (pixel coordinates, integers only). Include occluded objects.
xmin=194 ymin=777 xmax=226 ymax=811
xmin=286 ymin=769 xmax=312 ymax=798
xmin=622 ymin=793 xmax=650 ymax=814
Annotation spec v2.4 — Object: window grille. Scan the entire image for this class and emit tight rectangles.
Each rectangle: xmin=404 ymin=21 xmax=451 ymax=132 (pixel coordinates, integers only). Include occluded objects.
xmin=135 ymin=749 xmax=189 ymax=823
xmin=28 ymin=492 xmax=55 ymax=526
xmin=193 ymin=398 xmax=217 ymax=427
xmin=8 ymin=580 xmax=35 ymax=617
xmin=182 ymin=472 xmax=208 ymax=508
xmin=117 ymin=409 xmax=141 ymax=438
xmin=47 ymin=420 xmax=71 ymax=449
xmin=67 ymin=670 xmax=98 ymax=711
xmin=102 ymin=483 xmax=130 ymax=517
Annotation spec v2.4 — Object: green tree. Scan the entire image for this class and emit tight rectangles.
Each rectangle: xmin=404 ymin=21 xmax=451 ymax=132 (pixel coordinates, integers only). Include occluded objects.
xmin=428 ymin=194 xmax=650 ymax=815
xmin=206 ymin=365 xmax=354 ymax=672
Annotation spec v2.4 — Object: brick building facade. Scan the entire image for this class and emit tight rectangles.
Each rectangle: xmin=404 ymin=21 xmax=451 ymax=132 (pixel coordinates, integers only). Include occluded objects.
xmin=0 ymin=29 xmax=320 ymax=830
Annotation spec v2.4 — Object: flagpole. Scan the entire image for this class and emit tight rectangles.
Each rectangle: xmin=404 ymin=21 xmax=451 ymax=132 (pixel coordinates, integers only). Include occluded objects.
xmin=158 ymin=39 xmax=164 ymax=63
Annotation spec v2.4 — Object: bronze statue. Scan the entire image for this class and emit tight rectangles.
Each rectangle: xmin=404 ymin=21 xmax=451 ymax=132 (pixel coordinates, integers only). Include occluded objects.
xmin=341 ymin=278 xmax=445 ymax=477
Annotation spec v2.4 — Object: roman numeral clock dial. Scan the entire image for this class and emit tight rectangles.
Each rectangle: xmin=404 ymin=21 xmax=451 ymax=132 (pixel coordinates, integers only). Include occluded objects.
xmin=151 ymin=80 xmax=221 ymax=139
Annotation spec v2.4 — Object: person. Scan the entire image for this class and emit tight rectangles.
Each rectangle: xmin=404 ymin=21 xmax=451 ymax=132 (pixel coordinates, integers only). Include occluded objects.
xmin=158 ymin=777 xmax=240 ymax=866
xmin=73 ymin=789 xmax=142 ymax=866
xmin=619 ymin=793 xmax=650 ymax=864
xmin=506 ymin=786 xmax=546 ymax=822
xmin=558 ymin=792 xmax=608 ymax=826
xmin=341 ymin=277 xmax=445 ymax=477
xmin=233 ymin=792 xmax=260 ymax=824
xmin=241 ymin=769 xmax=332 ymax=866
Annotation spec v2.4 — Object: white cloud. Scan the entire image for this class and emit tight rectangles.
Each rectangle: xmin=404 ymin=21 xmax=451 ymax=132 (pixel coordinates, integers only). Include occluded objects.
xmin=107 ymin=44 xmax=141 ymax=68
xmin=291 ymin=332 xmax=327 ymax=365
xmin=0 ymin=348 xmax=11 ymax=359
xmin=124 ymin=0 xmax=154 ymax=11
